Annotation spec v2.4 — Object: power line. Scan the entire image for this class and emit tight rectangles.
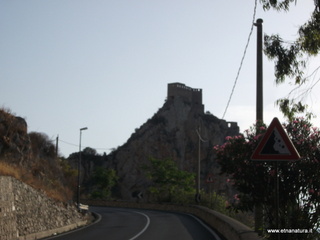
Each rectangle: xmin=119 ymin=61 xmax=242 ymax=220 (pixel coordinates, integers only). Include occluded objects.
xmin=59 ymin=139 xmax=113 ymax=152
xmin=222 ymin=0 xmax=258 ymax=119
xmin=59 ymin=139 xmax=78 ymax=147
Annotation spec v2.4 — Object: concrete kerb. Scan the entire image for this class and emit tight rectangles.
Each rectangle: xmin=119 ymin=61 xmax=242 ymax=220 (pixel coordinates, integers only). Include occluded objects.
xmin=18 ymin=220 xmax=87 ymax=240
xmin=29 ymin=212 xmax=101 ymax=240
xmin=84 ymin=200 xmax=265 ymax=240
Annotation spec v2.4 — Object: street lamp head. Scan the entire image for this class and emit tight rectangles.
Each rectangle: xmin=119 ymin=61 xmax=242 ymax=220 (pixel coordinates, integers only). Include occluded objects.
xmin=80 ymin=127 xmax=88 ymax=131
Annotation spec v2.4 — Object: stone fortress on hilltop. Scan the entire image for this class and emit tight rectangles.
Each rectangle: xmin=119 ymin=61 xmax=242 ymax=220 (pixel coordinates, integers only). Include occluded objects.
xmin=101 ymin=82 xmax=240 ymax=200
xmin=167 ymin=82 xmax=203 ymax=104
xmin=167 ymin=82 xmax=237 ymax=129
xmin=167 ymin=82 xmax=204 ymax=113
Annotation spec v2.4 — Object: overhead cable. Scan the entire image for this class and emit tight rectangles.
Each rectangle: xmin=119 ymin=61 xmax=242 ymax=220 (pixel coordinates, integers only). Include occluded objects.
xmin=222 ymin=0 xmax=258 ymax=119
xmin=59 ymin=139 xmax=112 ymax=152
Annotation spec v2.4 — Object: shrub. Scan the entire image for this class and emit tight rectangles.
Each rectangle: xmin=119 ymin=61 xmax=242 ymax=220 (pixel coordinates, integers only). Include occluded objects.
xmin=143 ymin=157 xmax=195 ymax=202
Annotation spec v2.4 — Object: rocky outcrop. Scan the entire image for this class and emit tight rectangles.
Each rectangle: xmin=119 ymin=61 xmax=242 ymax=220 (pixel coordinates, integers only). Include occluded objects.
xmin=0 ymin=109 xmax=31 ymax=164
xmin=105 ymin=83 xmax=239 ymax=200
xmin=0 ymin=108 xmax=74 ymax=203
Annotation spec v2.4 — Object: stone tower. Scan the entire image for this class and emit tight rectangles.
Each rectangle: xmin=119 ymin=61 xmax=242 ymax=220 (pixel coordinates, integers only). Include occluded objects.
xmin=167 ymin=82 xmax=204 ymax=113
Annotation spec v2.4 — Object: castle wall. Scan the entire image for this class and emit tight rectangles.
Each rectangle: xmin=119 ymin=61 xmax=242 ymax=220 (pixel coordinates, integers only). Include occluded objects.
xmin=167 ymin=82 xmax=202 ymax=105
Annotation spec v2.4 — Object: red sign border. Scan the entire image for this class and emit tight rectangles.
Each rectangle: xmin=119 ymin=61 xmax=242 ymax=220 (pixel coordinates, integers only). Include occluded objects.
xmin=251 ymin=117 xmax=301 ymax=161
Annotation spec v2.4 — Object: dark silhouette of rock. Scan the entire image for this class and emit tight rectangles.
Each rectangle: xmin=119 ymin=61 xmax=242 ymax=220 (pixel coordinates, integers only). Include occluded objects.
xmin=105 ymin=83 xmax=239 ymax=200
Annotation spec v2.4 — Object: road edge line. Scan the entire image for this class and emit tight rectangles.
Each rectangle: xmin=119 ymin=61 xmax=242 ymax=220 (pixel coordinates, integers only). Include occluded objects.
xmin=128 ymin=211 xmax=151 ymax=240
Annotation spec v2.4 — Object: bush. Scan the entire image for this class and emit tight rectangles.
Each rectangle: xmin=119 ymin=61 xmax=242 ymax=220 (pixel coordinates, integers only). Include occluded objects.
xmin=143 ymin=157 xmax=195 ymax=202
xmin=90 ymin=167 xmax=118 ymax=200
xmin=214 ymin=118 xmax=320 ymax=239
xmin=29 ymin=132 xmax=56 ymax=159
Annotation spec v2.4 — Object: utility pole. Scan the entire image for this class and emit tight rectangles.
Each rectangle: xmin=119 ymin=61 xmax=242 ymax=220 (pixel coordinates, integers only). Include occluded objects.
xmin=255 ymin=18 xmax=263 ymax=122
xmin=195 ymin=126 xmax=208 ymax=203
xmin=254 ymin=18 xmax=263 ymax=235
xmin=55 ymin=135 xmax=59 ymax=157
xmin=196 ymin=126 xmax=201 ymax=203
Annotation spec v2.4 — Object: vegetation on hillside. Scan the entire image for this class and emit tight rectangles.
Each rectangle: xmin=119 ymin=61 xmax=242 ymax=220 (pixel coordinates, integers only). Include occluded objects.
xmin=142 ymin=157 xmax=253 ymax=227
xmin=67 ymin=147 xmax=118 ymax=200
xmin=0 ymin=106 xmax=118 ymax=203
xmin=143 ymin=157 xmax=195 ymax=203
xmin=0 ymin=107 xmax=77 ymax=202
xmin=90 ymin=167 xmax=118 ymax=200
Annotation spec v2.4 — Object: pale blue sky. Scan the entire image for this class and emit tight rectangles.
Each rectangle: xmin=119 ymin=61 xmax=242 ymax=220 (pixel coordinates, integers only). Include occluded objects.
xmin=1 ymin=1 xmax=319 ymax=157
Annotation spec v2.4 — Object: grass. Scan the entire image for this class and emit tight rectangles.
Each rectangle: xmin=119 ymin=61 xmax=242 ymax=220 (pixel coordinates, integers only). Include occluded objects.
xmin=0 ymin=160 xmax=73 ymax=202
xmin=0 ymin=161 xmax=21 ymax=179
xmin=0 ymin=107 xmax=75 ymax=203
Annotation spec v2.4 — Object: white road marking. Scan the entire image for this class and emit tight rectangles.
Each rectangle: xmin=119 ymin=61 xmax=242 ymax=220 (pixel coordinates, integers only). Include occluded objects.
xmin=128 ymin=211 xmax=151 ymax=240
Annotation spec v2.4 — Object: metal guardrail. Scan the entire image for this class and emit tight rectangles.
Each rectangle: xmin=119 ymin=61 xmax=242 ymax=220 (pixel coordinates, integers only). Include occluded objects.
xmin=79 ymin=203 xmax=89 ymax=211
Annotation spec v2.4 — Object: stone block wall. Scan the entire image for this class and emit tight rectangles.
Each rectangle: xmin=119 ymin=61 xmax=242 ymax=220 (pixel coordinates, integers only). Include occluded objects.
xmin=0 ymin=176 xmax=87 ymax=240
xmin=0 ymin=177 xmax=17 ymax=240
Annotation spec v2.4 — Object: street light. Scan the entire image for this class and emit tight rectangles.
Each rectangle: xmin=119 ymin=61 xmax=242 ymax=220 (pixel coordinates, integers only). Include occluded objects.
xmin=78 ymin=127 xmax=88 ymax=210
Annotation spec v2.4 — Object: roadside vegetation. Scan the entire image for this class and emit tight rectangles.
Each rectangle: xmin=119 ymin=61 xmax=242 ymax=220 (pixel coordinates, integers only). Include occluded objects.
xmin=0 ymin=107 xmax=77 ymax=202
xmin=214 ymin=118 xmax=320 ymax=239
xmin=143 ymin=157 xmax=254 ymax=228
xmin=0 ymin=160 xmax=75 ymax=202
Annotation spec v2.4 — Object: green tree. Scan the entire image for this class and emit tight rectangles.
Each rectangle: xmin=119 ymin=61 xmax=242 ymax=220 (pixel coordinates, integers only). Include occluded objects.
xmin=91 ymin=167 xmax=118 ymax=200
xmin=214 ymin=118 xmax=320 ymax=239
xmin=82 ymin=147 xmax=97 ymax=156
xmin=260 ymin=0 xmax=320 ymax=119
xmin=143 ymin=157 xmax=195 ymax=203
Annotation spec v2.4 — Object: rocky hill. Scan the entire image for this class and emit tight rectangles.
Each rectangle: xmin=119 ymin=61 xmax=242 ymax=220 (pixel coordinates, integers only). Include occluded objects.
xmin=0 ymin=108 xmax=76 ymax=202
xmin=0 ymin=108 xmax=31 ymax=165
xmin=104 ymin=83 xmax=239 ymax=200
xmin=0 ymin=83 xmax=240 ymax=203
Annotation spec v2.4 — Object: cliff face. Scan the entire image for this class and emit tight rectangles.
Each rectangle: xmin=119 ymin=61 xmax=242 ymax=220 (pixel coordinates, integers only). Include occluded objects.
xmin=106 ymin=83 xmax=239 ymax=200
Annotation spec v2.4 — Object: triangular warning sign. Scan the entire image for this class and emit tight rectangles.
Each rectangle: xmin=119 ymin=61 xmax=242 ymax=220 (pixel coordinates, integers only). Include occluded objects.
xmin=206 ymin=174 xmax=214 ymax=183
xmin=251 ymin=117 xmax=301 ymax=161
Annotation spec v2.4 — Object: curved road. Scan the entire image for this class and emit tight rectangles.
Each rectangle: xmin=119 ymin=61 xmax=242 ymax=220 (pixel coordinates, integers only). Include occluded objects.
xmin=45 ymin=206 xmax=221 ymax=240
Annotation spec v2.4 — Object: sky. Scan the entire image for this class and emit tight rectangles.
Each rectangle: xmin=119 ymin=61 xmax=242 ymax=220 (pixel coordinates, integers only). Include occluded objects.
xmin=1 ymin=0 xmax=319 ymax=157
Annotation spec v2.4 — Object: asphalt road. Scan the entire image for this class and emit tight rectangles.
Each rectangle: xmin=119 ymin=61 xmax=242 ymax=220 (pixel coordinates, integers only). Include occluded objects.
xmin=45 ymin=206 xmax=222 ymax=240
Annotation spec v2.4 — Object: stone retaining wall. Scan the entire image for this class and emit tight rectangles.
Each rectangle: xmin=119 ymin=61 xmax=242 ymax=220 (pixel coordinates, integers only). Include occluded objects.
xmin=0 ymin=177 xmax=17 ymax=240
xmin=85 ymin=200 xmax=265 ymax=240
xmin=0 ymin=176 xmax=87 ymax=240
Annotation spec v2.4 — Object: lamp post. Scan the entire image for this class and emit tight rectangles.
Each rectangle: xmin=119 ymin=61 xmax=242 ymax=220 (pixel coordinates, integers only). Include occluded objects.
xmin=77 ymin=127 xmax=88 ymax=210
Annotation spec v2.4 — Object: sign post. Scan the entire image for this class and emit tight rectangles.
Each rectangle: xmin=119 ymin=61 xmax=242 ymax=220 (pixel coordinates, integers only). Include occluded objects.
xmin=251 ymin=117 xmax=301 ymax=237
xmin=206 ymin=174 xmax=214 ymax=208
